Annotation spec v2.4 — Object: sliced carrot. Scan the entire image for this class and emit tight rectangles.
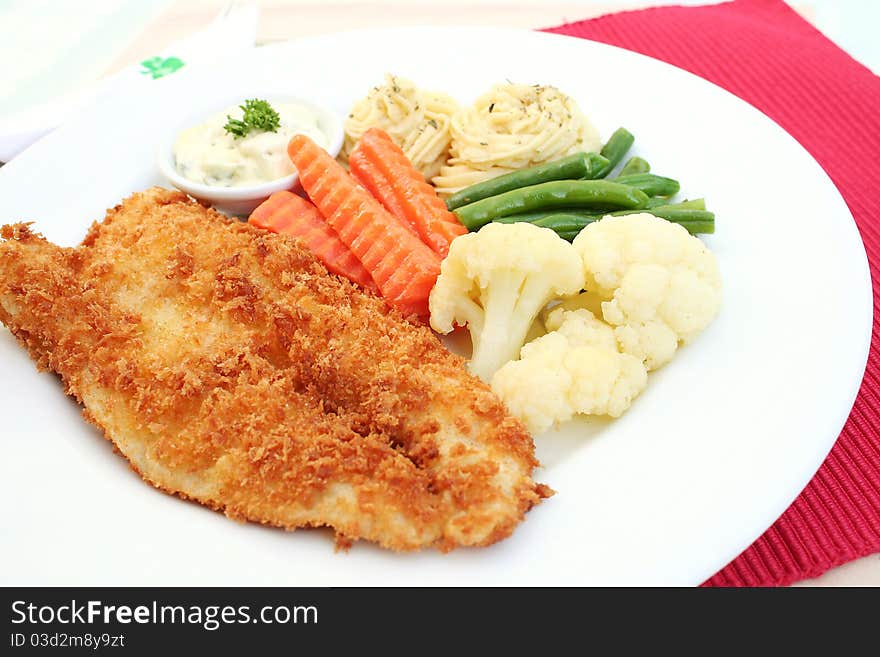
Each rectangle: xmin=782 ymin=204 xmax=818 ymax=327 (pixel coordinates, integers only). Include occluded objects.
xmin=248 ymin=190 xmax=378 ymax=293
xmin=287 ymin=134 xmax=440 ymax=317
xmin=349 ymin=127 xmax=467 ymax=258
xmin=348 ymin=148 xmax=416 ymax=237
xmin=386 ymin=254 xmax=440 ymax=313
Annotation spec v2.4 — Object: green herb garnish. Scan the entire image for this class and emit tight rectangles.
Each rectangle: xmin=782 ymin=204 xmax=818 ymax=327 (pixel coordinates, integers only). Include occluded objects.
xmin=223 ymin=99 xmax=281 ymax=138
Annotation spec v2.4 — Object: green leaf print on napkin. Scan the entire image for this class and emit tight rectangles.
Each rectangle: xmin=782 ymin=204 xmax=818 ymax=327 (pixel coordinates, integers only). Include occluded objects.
xmin=139 ymin=56 xmax=185 ymax=80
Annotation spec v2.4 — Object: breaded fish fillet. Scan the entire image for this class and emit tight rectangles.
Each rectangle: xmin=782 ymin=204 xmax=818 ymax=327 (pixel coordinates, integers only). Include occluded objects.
xmin=0 ymin=188 xmax=548 ymax=551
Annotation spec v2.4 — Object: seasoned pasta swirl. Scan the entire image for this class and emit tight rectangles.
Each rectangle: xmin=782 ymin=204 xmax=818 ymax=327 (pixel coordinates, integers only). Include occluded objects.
xmin=341 ymin=74 xmax=458 ymax=180
xmin=433 ymin=83 xmax=601 ymax=196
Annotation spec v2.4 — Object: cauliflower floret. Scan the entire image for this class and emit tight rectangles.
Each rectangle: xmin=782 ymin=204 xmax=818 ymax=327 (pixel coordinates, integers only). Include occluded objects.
xmin=429 ymin=222 xmax=582 ymax=382
xmin=491 ymin=332 xmax=576 ymax=433
xmin=491 ymin=308 xmax=647 ymax=434
xmin=573 ymin=213 xmax=721 ymax=370
xmin=543 ymin=305 xmax=616 ymax=350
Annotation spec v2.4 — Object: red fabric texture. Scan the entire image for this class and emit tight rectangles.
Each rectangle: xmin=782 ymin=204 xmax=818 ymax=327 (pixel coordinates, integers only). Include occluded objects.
xmin=544 ymin=0 xmax=880 ymax=586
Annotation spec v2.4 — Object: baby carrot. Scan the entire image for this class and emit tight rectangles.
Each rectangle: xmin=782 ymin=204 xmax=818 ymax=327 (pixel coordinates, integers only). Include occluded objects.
xmin=350 ymin=128 xmax=467 ymax=258
xmin=348 ymin=148 xmax=417 ymax=236
xmin=287 ymin=134 xmax=441 ymax=317
xmin=249 ymin=191 xmax=378 ymax=293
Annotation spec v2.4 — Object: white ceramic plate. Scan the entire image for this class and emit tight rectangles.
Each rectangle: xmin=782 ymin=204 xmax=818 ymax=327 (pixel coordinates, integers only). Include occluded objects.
xmin=0 ymin=27 xmax=871 ymax=586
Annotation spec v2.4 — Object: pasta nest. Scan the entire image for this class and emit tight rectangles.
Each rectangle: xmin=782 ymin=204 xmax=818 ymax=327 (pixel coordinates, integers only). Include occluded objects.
xmin=340 ymin=74 xmax=459 ymax=180
xmin=433 ymin=83 xmax=601 ymax=196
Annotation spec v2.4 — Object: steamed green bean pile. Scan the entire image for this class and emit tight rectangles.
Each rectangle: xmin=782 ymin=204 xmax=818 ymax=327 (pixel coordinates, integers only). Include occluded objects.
xmin=447 ymin=127 xmax=716 ymax=240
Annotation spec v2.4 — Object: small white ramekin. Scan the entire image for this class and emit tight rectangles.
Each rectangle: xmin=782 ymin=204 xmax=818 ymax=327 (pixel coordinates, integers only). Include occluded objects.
xmin=157 ymin=95 xmax=344 ymax=216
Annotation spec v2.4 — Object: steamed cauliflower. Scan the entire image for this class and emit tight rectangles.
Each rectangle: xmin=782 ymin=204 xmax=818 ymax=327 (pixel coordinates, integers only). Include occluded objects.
xmin=429 ymin=222 xmax=582 ymax=382
xmin=573 ymin=213 xmax=721 ymax=370
xmin=491 ymin=307 xmax=648 ymax=434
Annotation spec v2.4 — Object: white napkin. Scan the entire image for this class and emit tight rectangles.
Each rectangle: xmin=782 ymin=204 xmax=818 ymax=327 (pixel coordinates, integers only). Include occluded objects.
xmin=0 ymin=1 xmax=259 ymax=162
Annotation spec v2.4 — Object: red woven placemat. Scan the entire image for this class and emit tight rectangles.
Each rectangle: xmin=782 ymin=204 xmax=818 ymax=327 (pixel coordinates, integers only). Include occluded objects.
xmin=544 ymin=0 xmax=880 ymax=586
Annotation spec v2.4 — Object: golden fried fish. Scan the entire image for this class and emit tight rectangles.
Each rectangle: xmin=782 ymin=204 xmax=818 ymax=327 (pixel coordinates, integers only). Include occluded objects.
xmin=0 ymin=188 xmax=548 ymax=551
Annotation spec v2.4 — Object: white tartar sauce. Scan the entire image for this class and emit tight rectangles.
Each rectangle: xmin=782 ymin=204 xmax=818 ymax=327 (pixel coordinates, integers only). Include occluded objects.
xmin=173 ymin=101 xmax=328 ymax=187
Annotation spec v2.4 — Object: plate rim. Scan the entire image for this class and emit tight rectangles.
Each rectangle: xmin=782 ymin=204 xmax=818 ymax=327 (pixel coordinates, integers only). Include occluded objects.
xmin=0 ymin=25 xmax=873 ymax=586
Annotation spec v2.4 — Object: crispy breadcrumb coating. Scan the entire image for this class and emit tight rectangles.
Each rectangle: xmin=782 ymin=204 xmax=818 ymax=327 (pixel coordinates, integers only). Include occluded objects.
xmin=0 ymin=188 xmax=549 ymax=551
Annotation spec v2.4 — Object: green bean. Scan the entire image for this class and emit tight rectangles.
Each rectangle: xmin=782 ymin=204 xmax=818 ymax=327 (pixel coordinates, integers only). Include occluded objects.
xmin=595 ymin=128 xmax=635 ymax=177
xmin=532 ymin=214 xmax=598 ymax=232
xmin=527 ymin=204 xmax=624 ymax=215
xmin=534 ymin=213 xmax=603 ymax=242
xmin=644 ymin=207 xmax=714 ymax=234
xmin=581 ymin=153 xmax=610 ymax=179
xmin=618 ymin=156 xmax=650 ymax=177
xmin=496 ymin=206 xmax=638 ymax=225
xmin=615 ymin=173 xmax=680 ymax=198
xmin=646 ymin=197 xmax=706 ymax=210
xmin=528 ymin=214 xmax=597 ymax=242
xmin=454 ymin=180 xmax=649 ymax=230
xmin=491 ymin=209 xmax=590 ymax=223
xmin=499 ymin=203 xmax=715 ymax=236
xmin=608 ymin=206 xmax=715 ymax=234
xmin=492 ymin=215 xmax=531 ymax=224
xmin=444 ymin=152 xmax=610 ymax=211
xmin=667 ymin=198 xmax=706 ymax=211
xmin=497 ymin=201 xmax=707 ymax=223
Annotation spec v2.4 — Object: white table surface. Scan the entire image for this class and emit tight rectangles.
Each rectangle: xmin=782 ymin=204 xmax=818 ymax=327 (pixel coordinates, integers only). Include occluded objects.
xmin=1 ymin=0 xmax=878 ymax=586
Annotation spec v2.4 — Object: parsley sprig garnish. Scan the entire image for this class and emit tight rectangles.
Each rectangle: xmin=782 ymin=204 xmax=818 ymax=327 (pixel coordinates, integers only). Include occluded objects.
xmin=224 ymin=99 xmax=281 ymax=139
